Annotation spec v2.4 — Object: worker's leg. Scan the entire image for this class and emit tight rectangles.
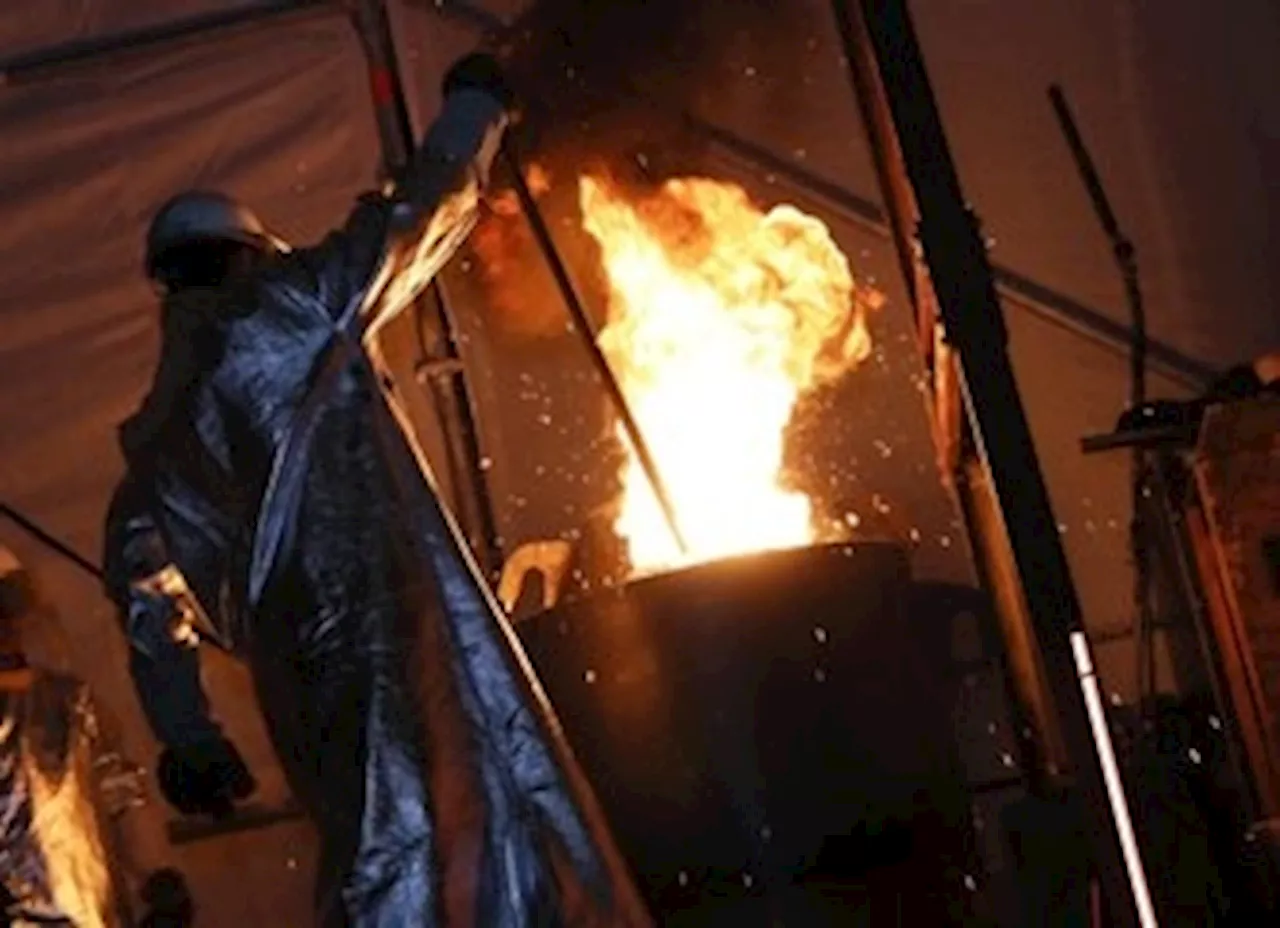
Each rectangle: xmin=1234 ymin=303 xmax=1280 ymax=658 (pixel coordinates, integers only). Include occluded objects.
xmin=249 ymin=583 xmax=487 ymax=927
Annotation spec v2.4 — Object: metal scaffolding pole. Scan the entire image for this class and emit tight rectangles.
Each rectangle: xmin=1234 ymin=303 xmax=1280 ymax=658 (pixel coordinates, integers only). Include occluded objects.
xmin=830 ymin=0 xmax=1156 ymax=924
xmin=499 ymin=145 xmax=689 ymax=556
xmin=346 ymin=0 xmax=504 ymax=576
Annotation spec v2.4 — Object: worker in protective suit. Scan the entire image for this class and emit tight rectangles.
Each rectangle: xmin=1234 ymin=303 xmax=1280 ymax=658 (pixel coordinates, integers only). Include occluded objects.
xmin=0 ymin=546 xmax=144 ymax=927
xmin=102 ymin=53 xmax=650 ymax=927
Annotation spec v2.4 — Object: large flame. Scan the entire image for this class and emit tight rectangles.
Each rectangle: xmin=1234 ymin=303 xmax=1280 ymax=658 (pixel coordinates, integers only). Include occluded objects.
xmin=580 ymin=175 xmax=875 ymax=575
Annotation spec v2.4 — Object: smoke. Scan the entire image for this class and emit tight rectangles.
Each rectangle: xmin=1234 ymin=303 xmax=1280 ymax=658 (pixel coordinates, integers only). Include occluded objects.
xmin=495 ymin=0 xmax=826 ymax=168
xmin=469 ymin=0 xmax=830 ymax=337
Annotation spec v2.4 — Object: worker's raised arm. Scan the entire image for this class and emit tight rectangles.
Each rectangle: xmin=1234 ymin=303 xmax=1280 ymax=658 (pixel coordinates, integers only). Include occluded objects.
xmin=279 ymin=53 xmax=513 ymax=331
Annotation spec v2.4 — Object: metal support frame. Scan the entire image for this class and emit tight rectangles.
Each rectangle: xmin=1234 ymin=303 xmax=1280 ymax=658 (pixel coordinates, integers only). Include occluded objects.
xmin=1144 ymin=455 xmax=1257 ymax=815
xmin=346 ymin=0 xmax=504 ymax=577
xmin=1082 ymin=418 xmax=1280 ymax=913
xmin=831 ymin=1 xmax=1150 ymax=924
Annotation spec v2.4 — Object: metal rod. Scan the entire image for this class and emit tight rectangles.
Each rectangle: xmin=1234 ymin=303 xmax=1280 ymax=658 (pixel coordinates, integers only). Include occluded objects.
xmin=347 ymin=0 xmax=414 ymax=167
xmin=1080 ymin=424 xmax=1196 ymax=455
xmin=1048 ymin=86 xmax=1147 ymax=409
xmin=0 ymin=502 xmax=103 ymax=581
xmin=430 ymin=276 xmax=506 ymax=574
xmin=499 ymin=144 xmax=689 ymax=556
xmin=0 ymin=1 xmax=332 ymax=84
xmin=345 ymin=0 xmax=504 ymax=574
xmin=829 ymin=0 xmax=922 ymax=318
xmin=832 ymin=1 xmax=1147 ymax=923
xmin=1070 ymin=631 xmax=1159 ymax=927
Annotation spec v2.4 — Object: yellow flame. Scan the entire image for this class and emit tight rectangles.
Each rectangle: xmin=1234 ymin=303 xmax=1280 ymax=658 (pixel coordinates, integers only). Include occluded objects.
xmin=580 ymin=175 xmax=873 ymax=575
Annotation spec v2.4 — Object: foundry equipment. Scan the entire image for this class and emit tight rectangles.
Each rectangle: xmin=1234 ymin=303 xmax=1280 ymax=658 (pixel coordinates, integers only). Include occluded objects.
xmin=0 ymin=1 xmax=1257 ymax=925
xmin=496 ymin=1 xmax=1156 ymax=922
xmin=1081 ymin=388 xmax=1280 ymax=923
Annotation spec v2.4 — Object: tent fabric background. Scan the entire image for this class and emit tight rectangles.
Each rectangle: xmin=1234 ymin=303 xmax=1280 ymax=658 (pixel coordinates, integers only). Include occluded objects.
xmin=0 ymin=1 xmax=1276 ymax=922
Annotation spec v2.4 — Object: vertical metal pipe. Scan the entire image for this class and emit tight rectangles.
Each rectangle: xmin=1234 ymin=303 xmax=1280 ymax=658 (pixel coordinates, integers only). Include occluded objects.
xmin=346 ymin=0 xmax=504 ymax=575
xmin=499 ymin=145 xmax=689 ymax=556
xmin=829 ymin=1 xmax=1150 ymax=923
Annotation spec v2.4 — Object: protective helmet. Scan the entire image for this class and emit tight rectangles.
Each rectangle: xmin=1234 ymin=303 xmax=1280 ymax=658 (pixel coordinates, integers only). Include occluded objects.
xmin=144 ymin=190 xmax=287 ymax=281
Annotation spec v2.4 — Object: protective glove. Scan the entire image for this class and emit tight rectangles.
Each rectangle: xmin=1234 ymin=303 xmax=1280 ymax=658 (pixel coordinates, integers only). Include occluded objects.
xmin=442 ymin=52 xmax=516 ymax=112
xmin=157 ymin=736 xmax=256 ymax=818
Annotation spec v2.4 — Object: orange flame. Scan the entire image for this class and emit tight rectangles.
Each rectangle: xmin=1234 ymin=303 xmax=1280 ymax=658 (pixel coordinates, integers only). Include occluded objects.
xmin=580 ymin=175 xmax=876 ymax=576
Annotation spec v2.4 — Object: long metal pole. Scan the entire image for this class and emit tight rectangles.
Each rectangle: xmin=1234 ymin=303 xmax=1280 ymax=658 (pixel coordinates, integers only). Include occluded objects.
xmin=830 ymin=1 xmax=1152 ymax=924
xmin=499 ymin=145 xmax=689 ymax=556
xmin=345 ymin=0 xmax=504 ymax=576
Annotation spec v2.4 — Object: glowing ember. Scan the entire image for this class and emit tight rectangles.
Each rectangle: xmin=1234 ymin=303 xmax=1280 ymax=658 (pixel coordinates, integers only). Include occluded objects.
xmin=580 ymin=175 xmax=876 ymax=575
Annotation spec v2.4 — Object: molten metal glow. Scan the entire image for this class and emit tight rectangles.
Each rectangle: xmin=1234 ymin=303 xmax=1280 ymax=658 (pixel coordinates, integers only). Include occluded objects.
xmin=580 ymin=175 xmax=873 ymax=575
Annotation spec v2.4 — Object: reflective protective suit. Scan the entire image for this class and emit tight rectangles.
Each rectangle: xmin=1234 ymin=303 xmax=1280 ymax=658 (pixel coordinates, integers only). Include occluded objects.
xmin=102 ymin=88 xmax=649 ymax=926
xmin=0 ymin=666 xmax=136 ymax=927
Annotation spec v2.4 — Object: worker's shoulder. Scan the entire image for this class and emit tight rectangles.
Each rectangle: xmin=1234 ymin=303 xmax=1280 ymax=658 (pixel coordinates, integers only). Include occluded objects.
xmin=245 ymin=246 xmax=348 ymax=323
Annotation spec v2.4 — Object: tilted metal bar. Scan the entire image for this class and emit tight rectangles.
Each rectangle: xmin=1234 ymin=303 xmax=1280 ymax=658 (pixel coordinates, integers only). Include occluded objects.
xmin=0 ymin=502 xmax=103 ymax=581
xmin=499 ymin=145 xmax=689 ymax=555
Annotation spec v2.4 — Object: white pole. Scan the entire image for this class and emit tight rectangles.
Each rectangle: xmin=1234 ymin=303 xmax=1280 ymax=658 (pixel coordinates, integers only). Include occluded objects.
xmin=1070 ymin=630 xmax=1160 ymax=928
